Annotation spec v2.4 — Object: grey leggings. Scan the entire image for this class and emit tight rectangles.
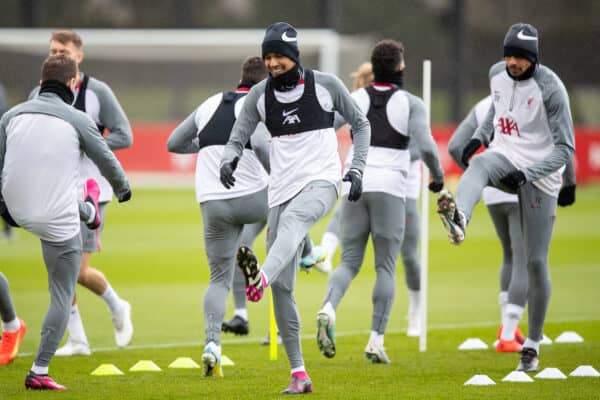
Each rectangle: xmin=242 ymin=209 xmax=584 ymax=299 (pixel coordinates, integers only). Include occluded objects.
xmin=323 ymin=192 xmax=405 ymax=335
xmin=36 ymin=235 xmax=82 ymax=367
xmin=0 ymin=272 xmax=17 ymax=323
xmin=201 ymin=189 xmax=268 ymax=345
xmin=457 ymin=151 xmax=556 ymax=342
xmin=487 ymin=202 xmax=528 ymax=305
xmin=263 ymin=180 xmax=337 ymax=369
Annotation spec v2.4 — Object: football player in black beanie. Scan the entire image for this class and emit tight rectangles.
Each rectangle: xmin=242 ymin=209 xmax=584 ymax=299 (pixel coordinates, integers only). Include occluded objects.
xmin=437 ymin=22 xmax=575 ymax=373
xmin=261 ymin=22 xmax=302 ymax=91
xmin=220 ymin=21 xmax=371 ymax=394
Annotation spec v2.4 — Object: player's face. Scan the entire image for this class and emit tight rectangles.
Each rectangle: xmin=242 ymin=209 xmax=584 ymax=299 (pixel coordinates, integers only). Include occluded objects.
xmin=49 ymin=40 xmax=83 ymax=65
xmin=504 ymin=56 xmax=532 ymax=78
xmin=264 ymin=53 xmax=295 ymax=77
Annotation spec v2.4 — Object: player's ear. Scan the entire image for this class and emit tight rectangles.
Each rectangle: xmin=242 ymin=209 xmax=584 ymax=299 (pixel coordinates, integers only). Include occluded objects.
xmin=76 ymin=50 xmax=84 ymax=65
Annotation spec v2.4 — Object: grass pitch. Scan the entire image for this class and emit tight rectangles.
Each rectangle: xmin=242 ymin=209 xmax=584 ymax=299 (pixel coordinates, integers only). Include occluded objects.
xmin=1 ymin=184 xmax=599 ymax=399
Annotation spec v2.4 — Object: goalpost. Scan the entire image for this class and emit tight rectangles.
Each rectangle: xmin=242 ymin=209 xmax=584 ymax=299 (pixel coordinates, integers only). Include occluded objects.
xmin=0 ymin=28 xmax=341 ymax=74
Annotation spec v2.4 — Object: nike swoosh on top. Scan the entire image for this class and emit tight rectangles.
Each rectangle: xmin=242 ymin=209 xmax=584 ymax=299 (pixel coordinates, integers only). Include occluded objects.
xmin=517 ymin=30 xmax=538 ymax=41
xmin=282 ymin=108 xmax=299 ymax=117
xmin=281 ymin=32 xmax=297 ymax=42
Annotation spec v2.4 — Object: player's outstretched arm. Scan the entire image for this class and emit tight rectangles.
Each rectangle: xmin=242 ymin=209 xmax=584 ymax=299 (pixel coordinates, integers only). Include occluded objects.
xmin=408 ymin=95 xmax=444 ymax=186
xmin=76 ymin=113 xmax=131 ymax=201
xmin=95 ymin=80 xmax=133 ymax=150
xmin=448 ymin=107 xmax=479 ymax=170
xmin=167 ymin=110 xmax=200 ymax=154
xmin=318 ymin=72 xmax=370 ymax=174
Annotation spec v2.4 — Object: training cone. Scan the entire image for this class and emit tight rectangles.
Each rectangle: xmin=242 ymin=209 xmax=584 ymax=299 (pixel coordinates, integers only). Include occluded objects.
xmin=458 ymin=338 xmax=488 ymax=350
xmin=535 ymin=368 xmax=567 ymax=379
xmin=464 ymin=374 xmax=495 ymax=386
xmin=540 ymin=334 xmax=553 ymax=345
xmin=502 ymin=371 xmax=534 ymax=382
xmin=221 ymin=354 xmax=235 ymax=366
xmin=168 ymin=357 xmax=200 ymax=369
xmin=555 ymin=331 xmax=584 ymax=343
xmin=569 ymin=365 xmax=600 ymax=377
xmin=129 ymin=360 xmax=162 ymax=372
xmin=91 ymin=364 xmax=124 ymax=376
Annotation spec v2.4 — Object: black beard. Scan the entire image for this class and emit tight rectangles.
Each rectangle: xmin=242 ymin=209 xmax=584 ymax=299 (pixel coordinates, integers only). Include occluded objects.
xmin=269 ymin=64 xmax=302 ymax=91
xmin=506 ymin=64 xmax=536 ymax=81
xmin=39 ymin=80 xmax=74 ymax=104
xmin=373 ymin=70 xmax=404 ymax=87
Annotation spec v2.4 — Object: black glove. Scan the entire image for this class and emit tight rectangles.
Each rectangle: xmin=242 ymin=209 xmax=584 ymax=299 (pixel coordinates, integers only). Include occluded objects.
xmin=428 ymin=181 xmax=444 ymax=193
xmin=0 ymin=199 xmax=19 ymax=227
xmin=219 ymin=157 xmax=239 ymax=189
xmin=500 ymin=170 xmax=527 ymax=191
xmin=118 ymin=189 xmax=132 ymax=203
xmin=557 ymin=184 xmax=576 ymax=207
xmin=343 ymin=168 xmax=363 ymax=202
xmin=461 ymin=138 xmax=482 ymax=167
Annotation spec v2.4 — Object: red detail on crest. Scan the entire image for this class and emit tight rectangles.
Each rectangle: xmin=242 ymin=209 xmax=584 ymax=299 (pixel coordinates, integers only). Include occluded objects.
xmin=527 ymin=97 xmax=534 ymax=106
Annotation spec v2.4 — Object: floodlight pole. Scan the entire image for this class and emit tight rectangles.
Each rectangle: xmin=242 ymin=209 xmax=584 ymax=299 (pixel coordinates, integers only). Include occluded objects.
xmin=419 ymin=60 xmax=431 ymax=352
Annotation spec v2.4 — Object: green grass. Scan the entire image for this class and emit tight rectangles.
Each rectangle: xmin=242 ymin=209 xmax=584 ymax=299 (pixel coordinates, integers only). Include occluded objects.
xmin=1 ymin=184 xmax=599 ymax=399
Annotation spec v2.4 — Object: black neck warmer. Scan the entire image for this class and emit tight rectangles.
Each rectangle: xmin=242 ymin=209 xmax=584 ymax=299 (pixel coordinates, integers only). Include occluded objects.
xmin=270 ymin=64 xmax=302 ymax=92
xmin=373 ymin=70 xmax=404 ymax=88
xmin=506 ymin=63 xmax=536 ymax=82
xmin=237 ymin=80 xmax=257 ymax=89
xmin=39 ymin=80 xmax=74 ymax=104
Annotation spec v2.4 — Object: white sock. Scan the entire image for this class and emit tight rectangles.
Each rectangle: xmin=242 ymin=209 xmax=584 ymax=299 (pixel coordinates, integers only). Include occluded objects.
xmin=321 ymin=232 xmax=339 ymax=262
xmin=408 ymin=290 xmax=420 ymax=316
xmin=205 ymin=340 xmax=221 ymax=356
xmin=319 ymin=302 xmax=336 ymax=324
xmin=500 ymin=303 xmax=524 ymax=341
xmin=31 ymin=363 xmax=49 ymax=375
xmin=234 ymin=308 xmax=248 ymax=321
xmin=523 ymin=338 xmax=540 ymax=353
xmin=377 ymin=334 xmax=385 ymax=347
xmin=2 ymin=317 xmax=20 ymax=332
xmin=85 ymin=202 xmax=96 ymax=224
xmin=498 ymin=291 xmax=509 ymax=320
xmin=66 ymin=304 xmax=89 ymax=344
xmin=368 ymin=330 xmax=378 ymax=346
xmin=101 ymin=285 xmax=123 ymax=314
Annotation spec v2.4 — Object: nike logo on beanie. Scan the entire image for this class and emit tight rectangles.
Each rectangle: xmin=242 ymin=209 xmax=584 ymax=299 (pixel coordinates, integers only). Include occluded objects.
xmin=517 ymin=30 xmax=537 ymax=41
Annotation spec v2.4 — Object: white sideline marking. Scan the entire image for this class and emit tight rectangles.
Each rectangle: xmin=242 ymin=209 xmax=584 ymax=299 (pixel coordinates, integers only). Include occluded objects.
xmin=20 ymin=316 xmax=598 ymax=357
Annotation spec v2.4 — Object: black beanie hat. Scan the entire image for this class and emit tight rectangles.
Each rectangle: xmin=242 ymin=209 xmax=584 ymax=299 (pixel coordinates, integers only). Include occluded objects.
xmin=503 ymin=22 xmax=539 ymax=64
xmin=261 ymin=22 xmax=300 ymax=64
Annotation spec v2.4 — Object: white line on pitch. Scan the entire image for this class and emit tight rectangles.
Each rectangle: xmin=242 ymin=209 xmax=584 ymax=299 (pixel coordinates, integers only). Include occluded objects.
xmin=19 ymin=316 xmax=598 ymax=357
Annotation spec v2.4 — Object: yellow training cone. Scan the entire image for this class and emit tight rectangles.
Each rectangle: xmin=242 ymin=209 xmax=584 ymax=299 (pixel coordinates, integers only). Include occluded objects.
xmin=168 ymin=357 xmax=201 ymax=369
xmin=221 ymin=355 xmax=235 ymax=366
xmin=91 ymin=364 xmax=124 ymax=376
xmin=129 ymin=360 xmax=162 ymax=372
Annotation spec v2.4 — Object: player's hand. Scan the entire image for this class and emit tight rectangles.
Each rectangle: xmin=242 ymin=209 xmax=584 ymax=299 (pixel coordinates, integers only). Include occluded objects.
xmin=461 ymin=139 xmax=482 ymax=167
xmin=428 ymin=181 xmax=444 ymax=193
xmin=343 ymin=168 xmax=363 ymax=202
xmin=220 ymin=157 xmax=239 ymax=189
xmin=500 ymin=170 xmax=526 ymax=191
xmin=557 ymin=184 xmax=576 ymax=207
xmin=118 ymin=189 xmax=132 ymax=203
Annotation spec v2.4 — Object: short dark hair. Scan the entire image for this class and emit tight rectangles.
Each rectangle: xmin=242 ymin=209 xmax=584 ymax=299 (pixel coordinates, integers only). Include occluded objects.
xmin=371 ymin=40 xmax=404 ymax=78
xmin=50 ymin=29 xmax=83 ymax=49
xmin=41 ymin=55 xmax=77 ymax=84
xmin=241 ymin=56 xmax=268 ymax=84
